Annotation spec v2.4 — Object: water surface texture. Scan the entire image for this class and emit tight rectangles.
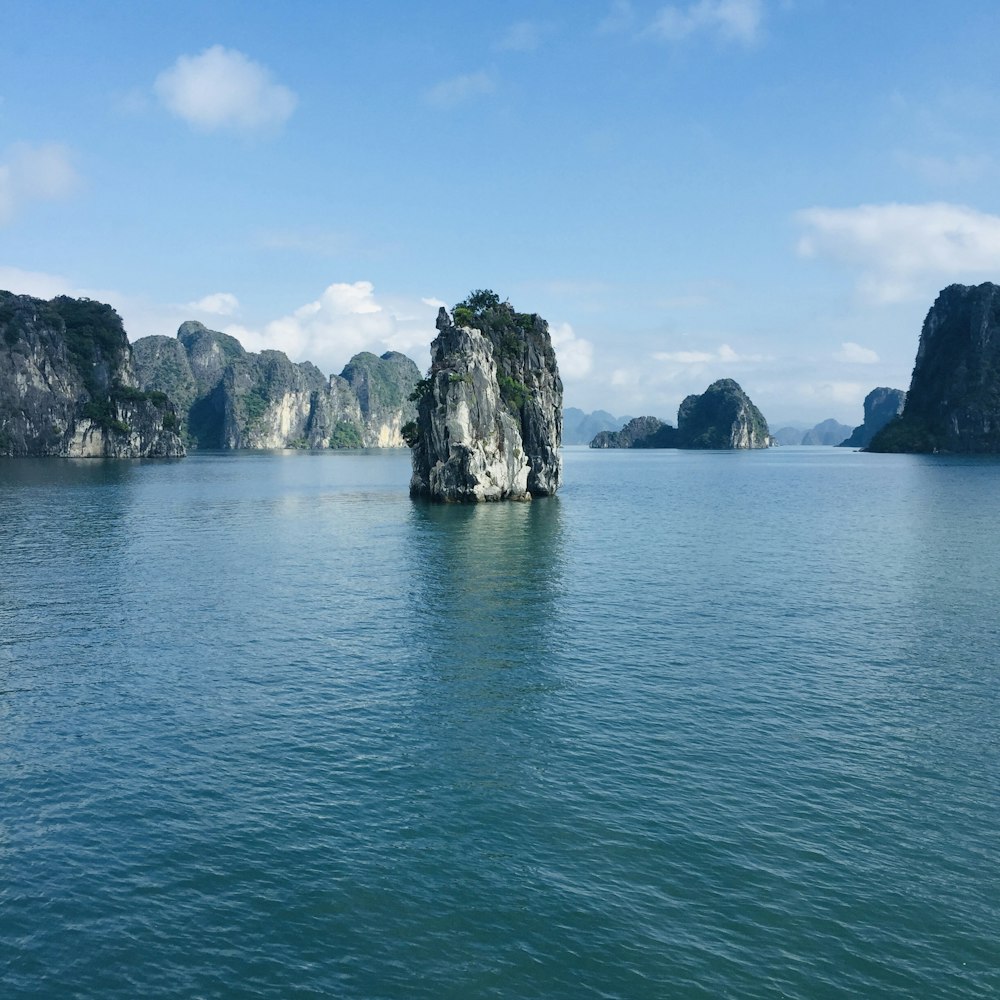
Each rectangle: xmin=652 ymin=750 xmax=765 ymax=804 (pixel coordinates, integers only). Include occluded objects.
xmin=2 ymin=448 xmax=998 ymax=998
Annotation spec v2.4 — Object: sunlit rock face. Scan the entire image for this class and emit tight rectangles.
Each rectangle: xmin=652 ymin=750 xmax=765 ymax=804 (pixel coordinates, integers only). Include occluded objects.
xmin=134 ymin=323 xmax=420 ymax=450
xmin=409 ymin=295 xmax=562 ymax=502
xmin=0 ymin=291 xmax=184 ymax=458
xmin=869 ymin=283 xmax=1000 ymax=453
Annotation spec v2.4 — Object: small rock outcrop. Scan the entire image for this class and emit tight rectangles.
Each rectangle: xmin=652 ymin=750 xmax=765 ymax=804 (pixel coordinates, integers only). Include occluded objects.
xmin=590 ymin=416 xmax=677 ymax=449
xmin=0 ymin=292 xmax=184 ymax=458
xmin=867 ymin=282 xmax=1000 ymax=452
xmin=134 ymin=322 xmax=421 ymax=450
xmin=589 ymin=379 xmax=770 ymax=450
xmin=408 ymin=291 xmax=562 ymax=501
xmin=838 ymin=387 xmax=906 ymax=448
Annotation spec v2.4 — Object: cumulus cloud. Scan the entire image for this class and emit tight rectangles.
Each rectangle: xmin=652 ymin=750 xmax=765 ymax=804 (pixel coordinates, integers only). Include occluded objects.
xmin=185 ymin=292 xmax=239 ymax=316
xmin=549 ymin=322 xmax=595 ymax=379
xmin=154 ymin=45 xmax=297 ymax=132
xmin=797 ymin=202 xmax=1000 ymax=303
xmin=226 ymin=281 xmax=441 ymax=376
xmin=650 ymin=0 xmax=764 ymax=45
xmin=424 ymin=72 xmax=495 ymax=108
xmin=795 ymin=381 xmax=867 ymax=407
xmin=835 ymin=341 xmax=879 ymax=364
xmin=0 ymin=143 xmax=79 ymax=225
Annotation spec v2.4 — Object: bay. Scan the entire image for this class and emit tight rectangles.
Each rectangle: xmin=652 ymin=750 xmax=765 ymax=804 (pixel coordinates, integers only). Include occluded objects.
xmin=1 ymin=447 xmax=997 ymax=998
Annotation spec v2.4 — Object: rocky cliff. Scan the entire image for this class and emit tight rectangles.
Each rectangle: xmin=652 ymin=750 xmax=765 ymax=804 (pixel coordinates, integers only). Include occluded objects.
xmin=838 ymin=387 xmax=906 ymax=448
xmin=591 ymin=379 xmax=769 ymax=449
xmin=868 ymin=282 xmax=1000 ymax=453
xmin=678 ymin=379 xmax=770 ymax=448
xmin=563 ymin=407 xmax=633 ymax=445
xmin=134 ymin=322 xmax=420 ymax=449
xmin=0 ymin=292 xmax=184 ymax=458
xmin=408 ymin=291 xmax=562 ymax=501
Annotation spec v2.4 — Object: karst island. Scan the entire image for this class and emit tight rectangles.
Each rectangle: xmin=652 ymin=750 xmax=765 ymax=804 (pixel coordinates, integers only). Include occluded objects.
xmin=405 ymin=290 xmax=562 ymax=502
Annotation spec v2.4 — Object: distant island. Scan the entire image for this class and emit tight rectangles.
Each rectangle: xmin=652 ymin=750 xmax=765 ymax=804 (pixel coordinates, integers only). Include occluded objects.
xmin=590 ymin=379 xmax=771 ymax=450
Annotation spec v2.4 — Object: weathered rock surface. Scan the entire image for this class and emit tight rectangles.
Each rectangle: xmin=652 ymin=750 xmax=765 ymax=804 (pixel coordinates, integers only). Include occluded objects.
xmin=867 ymin=283 xmax=1000 ymax=452
xmin=0 ymin=292 xmax=184 ymax=458
xmin=408 ymin=292 xmax=562 ymax=501
xmin=134 ymin=322 xmax=420 ymax=449
xmin=678 ymin=379 xmax=770 ymax=448
xmin=838 ymin=387 xmax=906 ymax=448
xmin=591 ymin=378 xmax=769 ymax=449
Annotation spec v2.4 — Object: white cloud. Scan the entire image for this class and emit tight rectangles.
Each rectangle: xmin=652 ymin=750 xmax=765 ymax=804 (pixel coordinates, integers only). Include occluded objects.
xmin=424 ymin=72 xmax=495 ymax=109
xmin=795 ymin=381 xmax=867 ymax=407
xmin=0 ymin=143 xmax=79 ymax=225
xmin=835 ymin=341 xmax=879 ymax=364
xmin=653 ymin=342 xmax=760 ymax=364
xmin=651 ymin=0 xmax=764 ymax=45
xmin=421 ymin=296 xmax=448 ymax=309
xmin=797 ymin=202 xmax=1000 ymax=303
xmin=226 ymin=281 xmax=441 ymax=376
xmin=154 ymin=46 xmax=297 ymax=132
xmin=549 ymin=321 xmax=594 ymax=379
xmin=185 ymin=292 xmax=240 ymax=316
xmin=0 ymin=265 xmax=76 ymax=298
xmin=496 ymin=20 xmax=545 ymax=52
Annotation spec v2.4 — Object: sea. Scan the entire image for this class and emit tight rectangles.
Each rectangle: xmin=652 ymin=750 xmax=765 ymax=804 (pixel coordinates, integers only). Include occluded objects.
xmin=1 ymin=446 xmax=997 ymax=999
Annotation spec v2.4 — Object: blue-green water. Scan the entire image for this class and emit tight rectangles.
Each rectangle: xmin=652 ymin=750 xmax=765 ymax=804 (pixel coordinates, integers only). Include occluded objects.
xmin=1 ymin=447 xmax=997 ymax=999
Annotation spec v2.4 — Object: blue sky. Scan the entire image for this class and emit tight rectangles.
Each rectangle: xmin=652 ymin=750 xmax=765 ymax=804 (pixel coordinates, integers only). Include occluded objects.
xmin=4 ymin=0 xmax=1000 ymax=426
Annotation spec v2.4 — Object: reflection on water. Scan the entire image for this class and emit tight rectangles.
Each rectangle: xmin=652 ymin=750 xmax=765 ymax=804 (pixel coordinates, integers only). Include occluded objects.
xmin=406 ymin=497 xmax=565 ymax=676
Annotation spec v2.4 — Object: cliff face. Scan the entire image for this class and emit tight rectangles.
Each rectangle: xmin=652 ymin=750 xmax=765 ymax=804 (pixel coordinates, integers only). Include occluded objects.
xmin=838 ymin=387 xmax=906 ymax=448
xmin=869 ymin=283 xmax=1000 ymax=453
xmin=409 ymin=293 xmax=562 ymax=501
xmin=134 ymin=322 xmax=419 ymax=449
xmin=591 ymin=379 xmax=769 ymax=449
xmin=678 ymin=379 xmax=770 ymax=448
xmin=0 ymin=292 xmax=184 ymax=458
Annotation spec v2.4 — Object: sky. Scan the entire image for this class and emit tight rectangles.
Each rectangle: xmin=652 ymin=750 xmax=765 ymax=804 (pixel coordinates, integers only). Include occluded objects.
xmin=4 ymin=0 xmax=1000 ymax=427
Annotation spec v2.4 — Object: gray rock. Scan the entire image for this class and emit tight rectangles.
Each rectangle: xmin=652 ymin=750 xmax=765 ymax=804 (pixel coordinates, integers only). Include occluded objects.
xmin=677 ymin=378 xmax=771 ymax=449
xmin=838 ymin=388 xmax=906 ymax=448
xmin=0 ymin=292 xmax=184 ymax=458
xmin=868 ymin=282 xmax=1000 ymax=452
xmin=408 ymin=294 xmax=562 ymax=501
xmin=801 ymin=418 xmax=853 ymax=446
xmin=134 ymin=323 xmax=421 ymax=450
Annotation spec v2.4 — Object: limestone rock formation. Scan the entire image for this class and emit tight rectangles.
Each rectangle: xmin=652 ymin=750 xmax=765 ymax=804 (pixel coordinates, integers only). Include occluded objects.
xmin=869 ymin=283 xmax=1000 ymax=452
xmin=0 ymin=292 xmax=184 ymax=458
xmin=678 ymin=378 xmax=770 ymax=448
xmin=590 ymin=416 xmax=677 ymax=449
xmin=134 ymin=322 xmax=420 ymax=450
xmin=838 ymin=387 xmax=906 ymax=448
xmin=589 ymin=379 xmax=769 ymax=450
xmin=408 ymin=291 xmax=562 ymax=501
xmin=801 ymin=418 xmax=854 ymax=446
